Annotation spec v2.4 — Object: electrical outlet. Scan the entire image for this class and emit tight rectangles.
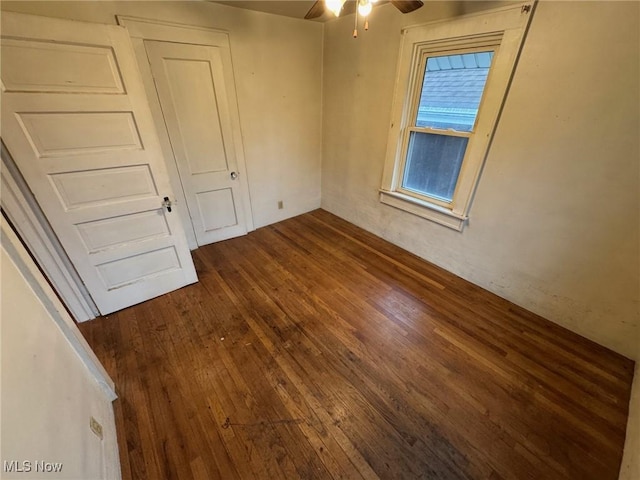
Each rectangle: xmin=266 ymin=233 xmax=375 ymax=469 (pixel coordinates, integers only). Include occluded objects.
xmin=90 ymin=416 xmax=103 ymax=440
xmin=278 ymin=200 xmax=284 ymax=210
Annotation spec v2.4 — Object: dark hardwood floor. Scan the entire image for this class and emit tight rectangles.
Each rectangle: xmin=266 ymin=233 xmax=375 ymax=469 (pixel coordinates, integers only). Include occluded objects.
xmin=79 ymin=209 xmax=635 ymax=480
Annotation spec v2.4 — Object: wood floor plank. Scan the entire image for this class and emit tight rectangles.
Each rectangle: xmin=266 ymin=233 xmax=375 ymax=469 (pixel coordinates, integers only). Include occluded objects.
xmin=79 ymin=209 xmax=634 ymax=480
xmin=254 ymin=219 xmax=620 ymax=474
xmin=307 ymin=210 xmax=632 ymax=381
xmin=224 ymin=233 xmax=542 ymax=479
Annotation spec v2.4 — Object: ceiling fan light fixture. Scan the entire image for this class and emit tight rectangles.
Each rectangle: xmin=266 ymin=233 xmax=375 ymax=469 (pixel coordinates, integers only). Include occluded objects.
xmin=326 ymin=0 xmax=346 ymax=17
xmin=357 ymin=0 xmax=373 ymax=17
xmin=304 ymin=0 xmax=422 ymax=21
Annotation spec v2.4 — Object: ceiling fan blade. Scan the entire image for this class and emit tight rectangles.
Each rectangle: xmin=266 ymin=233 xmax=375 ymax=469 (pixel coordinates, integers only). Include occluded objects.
xmin=305 ymin=0 xmax=326 ymax=19
xmin=341 ymin=1 xmax=357 ymax=16
xmin=390 ymin=0 xmax=424 ymax=14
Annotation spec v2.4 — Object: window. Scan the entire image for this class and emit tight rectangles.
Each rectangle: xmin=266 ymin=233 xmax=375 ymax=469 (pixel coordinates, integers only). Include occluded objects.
xmin=403 ymin=51 xmax=494 ymax=203
xmin=380 ymin=4 xmax=534 ymax=230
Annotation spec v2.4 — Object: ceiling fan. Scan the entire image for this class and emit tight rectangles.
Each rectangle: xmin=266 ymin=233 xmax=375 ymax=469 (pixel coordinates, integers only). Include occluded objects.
xmin=305 ymin=0 xmax=424 ymax=20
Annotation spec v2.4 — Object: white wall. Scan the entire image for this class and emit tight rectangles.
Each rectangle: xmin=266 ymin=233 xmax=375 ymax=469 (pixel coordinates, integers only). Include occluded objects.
xmin=1 ymin=1 xmax=324 ymax=230
xmin=321 ymin=1 xmax=640 ymax=360
xmin=1 ymin=220 xmax=119 ymax=479
xmin=620 ymin=362 xmax=640 ymax=480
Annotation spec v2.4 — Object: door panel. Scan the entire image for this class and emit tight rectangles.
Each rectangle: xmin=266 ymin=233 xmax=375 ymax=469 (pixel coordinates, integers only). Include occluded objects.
xmin=144 ymin=40 xmax=249 ymax=245
xmin=196 ymin=188 xmax=238 ymax=231
xmin=1 ymin=38 xmax=125 ymax=94
xmin=163 ymin=58 xmax=228 ymax=174
xmin=1 ymin=12 xmax=198 ymax=315
xmin=17 ymin=111 xmax=143 ymax=156
xmin=76 ymin=210 xmax=171 ymax=253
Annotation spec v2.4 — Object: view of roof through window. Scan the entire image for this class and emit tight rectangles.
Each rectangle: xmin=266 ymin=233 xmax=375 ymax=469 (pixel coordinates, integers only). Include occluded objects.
xmin=416 ymin=51 xmax=494 ymax=132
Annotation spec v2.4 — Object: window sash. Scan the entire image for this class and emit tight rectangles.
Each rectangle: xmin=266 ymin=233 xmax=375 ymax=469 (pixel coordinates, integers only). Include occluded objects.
xmin=395 ymin=46 xmax=496 ymax=208
xmin=406 ymin=126 xmax=472 ymax=139
xmin=396 ymin=128 xmax=471 ymax=208
xmin=410 ymin=46 xmax=498 ymax=131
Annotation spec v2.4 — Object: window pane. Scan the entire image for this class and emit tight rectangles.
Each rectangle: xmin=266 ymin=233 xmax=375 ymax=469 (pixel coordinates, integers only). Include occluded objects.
xmin=416 ymin=51 xmax=494 ymax=132
xmin=402 ymin=132 xmax=468 ymax=202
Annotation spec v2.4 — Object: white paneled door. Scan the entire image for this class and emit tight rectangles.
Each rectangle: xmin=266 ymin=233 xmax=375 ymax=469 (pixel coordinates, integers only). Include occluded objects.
xmin=1 ymin=12 xmax=198 ymax=314
xmin=144 ymin=40 xmax=250 ymax=246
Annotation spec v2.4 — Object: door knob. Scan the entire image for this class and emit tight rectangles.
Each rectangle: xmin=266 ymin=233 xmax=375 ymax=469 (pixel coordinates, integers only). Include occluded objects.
xmin=162 ymin=196 xmax=172 ymax=212
xmin=230 ymin=171 xmax=238 ymax=180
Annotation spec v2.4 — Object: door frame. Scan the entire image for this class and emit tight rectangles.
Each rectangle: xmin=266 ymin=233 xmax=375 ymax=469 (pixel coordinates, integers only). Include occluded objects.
xmin=117 ymin=16 xmax=255 ymax=250
xmin=1 ymin=142 xmax=99 ymax=322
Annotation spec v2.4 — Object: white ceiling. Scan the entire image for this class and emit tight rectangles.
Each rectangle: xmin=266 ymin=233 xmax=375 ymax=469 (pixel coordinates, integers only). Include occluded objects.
xmin=212 ymin=1 xmax=330 ymax=21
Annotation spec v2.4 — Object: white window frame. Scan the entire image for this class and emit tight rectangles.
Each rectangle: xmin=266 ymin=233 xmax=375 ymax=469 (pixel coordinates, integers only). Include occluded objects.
xmin=380 ymin=3 xmax=535 ymax=231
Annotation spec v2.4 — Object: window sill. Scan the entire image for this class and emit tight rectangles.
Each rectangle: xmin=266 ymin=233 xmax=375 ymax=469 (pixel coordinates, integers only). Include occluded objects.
xmin=379 ymin=190 xmax=468 ymax=231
